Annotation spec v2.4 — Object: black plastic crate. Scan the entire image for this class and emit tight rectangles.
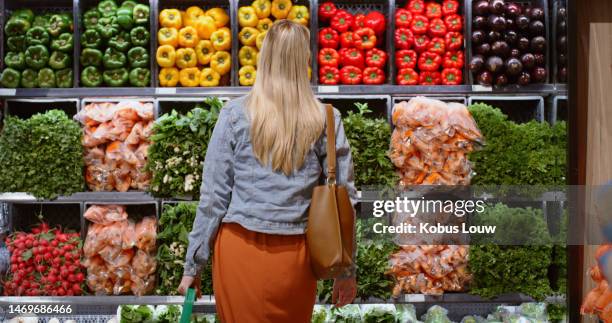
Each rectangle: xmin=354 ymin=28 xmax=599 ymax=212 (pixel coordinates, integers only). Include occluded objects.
xmin=3 ymin=98 xmax=79 ymax=119
xmin=8 ymin=202 xmax=82 ymax=234
xmin=318 ymin=94 xmax=391 ymax=121
xmin=551 ymin=0 xmax=567 ymax=83
xmin=468 ymin=95 xmax=544 ymax=123
xmin=156 ymin=97 xmax=230 ymax=116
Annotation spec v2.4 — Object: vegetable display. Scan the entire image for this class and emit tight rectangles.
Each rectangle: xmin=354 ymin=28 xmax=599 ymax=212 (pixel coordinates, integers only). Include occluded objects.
xmin=80 ymin=1 xmax=151 ymax=87
xmin=469 ymin=0 xmax=548 ymax=86
xmin=395 ymin=0 xmax=464 ymax=85
xmin=146 ymin=98 xmax=223 ymax=198
xmin=74 ymin=101 xmax=154 ymax=192
xmin=581 ymin=244 xmax=612 ymax=322
xmin=317 ymin=2 xmax=387 ymax=85
xmin=389 ymin=97 xmax=483 ymax=186
xmin=555 ymin=3 xmax=567 ymax=83
xmin=1 ymin=9 xmax=74 ymax=88
xmin=0 ymin=110 xmax=84 ymax=199
xmin=117 ymin=305 xmax=219 ymax=323
xmin=3 ymin=222 xmax=85 ymax=296
xmin=157 ymin=6 xmax=231 ymax=87
xmin=83 ymin=205 xmax=157 ymax=296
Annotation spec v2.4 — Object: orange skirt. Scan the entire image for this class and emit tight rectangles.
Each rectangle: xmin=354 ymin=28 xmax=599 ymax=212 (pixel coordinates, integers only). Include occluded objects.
xmin=212 ymin=223 xmax=317 ymax=323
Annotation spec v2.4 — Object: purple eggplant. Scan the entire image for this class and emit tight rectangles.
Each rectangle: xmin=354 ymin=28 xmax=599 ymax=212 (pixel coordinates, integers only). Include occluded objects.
xmin=505 ymin=18 xmax=516 ymax=30
xmin=495 ymin=74 xmax=509 ymax=87
xmin=518 ymin=71 xmax=531 ymax=85
xmin=472 ymin=30 xmax=486 ymax=45
xmin=510 ymin=48 xmax=521 ymax=58
xmin=470 ymin=55 xmax=486 ymax=73
xmin=529 ymin=20 xmax=545 ymax=36
xmin=530 ymin=36 xmax=546 ymax=53
xmin=488 ymin=15 xmax=507 ymax=32
xmin=558 ymin=36 xmax=567 ymax=53
xmin=488 ymin=31 xmax=502 ymax=42
xmin=473 ymin=16 xmax=487 ymax=30
xmin=477 ymin=43 xmax=492 ymax=56
xmin=486 ymin=56 xmax=504 ymax=73
xmin=534 ymin=53 xmax=545 ymax=66
xmin=532 ymin=67 xmax=547 ymax=83
xmin=558 ymin=53 xmax=567 ymax=65
xmin=489 ymin=0 xmax=506 ymax=15
xmin=477 ymin=70 xmax=494 ymax=86
xmin=530 ymin=7 xmax=545 ymax=21
xmin=558 ymin=67 xmax=567 ymax=82
xmin=505 ymin=2 xmax=522 ymax=18
xmin=558 ymin=19 xmax=567 ymax=33
xmin=505 ymin=57 xmax=523 ymax=76
xmin=516 ymin=15 xmax=530 ymax=30
xmin=492 ymin=41 xmax=510 ymax=57
xmin=558 ymin=7 xmax=567 ymax=19
xmin=517 ymin=37 xmax=530 ymax=51
xmin=504 ymin=30 xmax=519 ymax=45
xmin=521 ymin=53 xmax=536 ymax=69
xmin=473 ymin=0 xmax=490 ymax=16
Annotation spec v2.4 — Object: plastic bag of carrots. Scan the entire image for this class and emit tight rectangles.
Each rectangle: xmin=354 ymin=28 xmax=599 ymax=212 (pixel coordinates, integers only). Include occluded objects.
xmin=582 ymin=244 xmax=612 ymax=322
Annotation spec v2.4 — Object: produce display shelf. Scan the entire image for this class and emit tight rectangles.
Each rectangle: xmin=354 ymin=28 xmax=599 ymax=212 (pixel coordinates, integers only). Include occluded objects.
xmin=0 ymin=192 xmax=156 ymax=203
xmin=0 ymin=295 xmax=215 ymax=306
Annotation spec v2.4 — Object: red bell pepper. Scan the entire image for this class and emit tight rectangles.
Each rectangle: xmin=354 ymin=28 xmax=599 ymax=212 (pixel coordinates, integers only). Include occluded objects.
xmin=318 ymin=2 xmax=338 ymax=22
xmin=395 ymin=8 xmax=413 ymax=29
xmin=363 ymin=67 xmax=385 ymax=84
xmin=445 ymin=32 xmax=463 ymax=51
xmin=318 ymin=48 xmax=340 ymax=68
xmin=319 ymin=66 xmax=340 ymax=84
xmin=341 ymin=48 xmax=365 ymax=69
xmin=410 ymin=15 xmax=429 ymax=35
xmin=340 ymin=32 xmax=354 ymax=48
xmin=443 ymin=51 xmax=464 ymax=69
xmin=425 ymin=3 xmax=442 ymax=19
xmin=428 ymin=37 xmax=446 ymax=55
xmin=406 ymin=0 xmax=425 ymax=14
xmin=418 ymin=52 xmax=441 ymax=71
xmin=330 ymin=10 xmax=353 ymax=33
xmin=353 ymin=13 xmax=366 ymax=30
xmin=419 ymin=71 xmax=441 ymax=85
xmin=365 ymin=48 xmax=387 ymax=68
xmin=444 ymin=14 xmax=462 ymax=32
xmin=338 ymin=48 xmax=350 ymax=61
xmin=414 ymin=34 xmax=430 ymax=53
xmin=441 ymin=68 xmax=462 ymax=85
xmin=428 ymin=18 xmax=447 ymax=38
xmin=395 ymin=49 xmax=417 ymax=69
xmin=364 ymin=11 xmax=386 ymax=35
xmin=442 ymin=0 xmax=459 ymax=16
xmin=354 ymin=28 xmax=376 ymax=50
xmin=340 ymin=66 xmax=362 ymax=84
xmin=319 ymin=28 xmax=339 ymax=49
xmin=397 ymin=68 xmax=419 ymax=85
xmin=394 ymin=28 xmax=414 ymax=50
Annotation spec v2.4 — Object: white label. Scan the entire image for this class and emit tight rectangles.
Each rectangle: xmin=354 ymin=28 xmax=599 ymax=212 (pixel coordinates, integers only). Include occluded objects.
xmin=156 ymin=88 xmax=177 ymax=95
xmin=405 ymin=294 xmax=426 ymax=302
xmin=0 ymin=89 xmax=16 ymax=96
xmin=318 ymin=86 xmax=339 ymax=93
xmin=472 ymin=85 xmax=493 ymax=92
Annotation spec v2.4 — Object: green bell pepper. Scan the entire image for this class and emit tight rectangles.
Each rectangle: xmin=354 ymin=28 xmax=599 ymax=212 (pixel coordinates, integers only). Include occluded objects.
xmin=116 ymin=7 xmax=133 ymax=30
xmin=26 ymin=26 xmax=50 ymax=46
xmin=103 ymin=67 xmax=128 ymax=86
xmin=4 ymin=52 xmax=25 ymax=70
xmin=127 ymin=46 xmax=148 ymax=68
xmin=132 ymin=4 xmax=150 ymax=25
xmin=130 ymin=26 xmax=150 ymax=46
xmin=5 ymin=18 xmax=31 ymax=36
xmin=0 ymin=68 xmax=21 ymax=88
xmin=109 ymin=32 xmax=131 ymax=52
xmin=120 ymin=0 xmax=138 ymax=10
xmin=81 ymin=66 xmax=103 ymax=87
xmin=6 ymin=36 xmax=27 ymax=52
xmin=128 ymin=67 xmax=150 ymax=87
xmin=97 ymin=17 xmax=119 ymax=39
xmin=37 ymin=68 xmax=56 ymax=88
xmin=20 ymin=69 xmax=38 ymax=88
xmin=47 ymin=14 xmax=70 ymax=37
xmin=80 ymin=48 xmax=103 ymax=67
xmin=98 ymin=0 xmax=118 ymax=18
xmin=49 ymin=51 xmax=71 ymax=70
xmin=32 ymin=15 xmax=50 ymax=28
xmin=25 ymin=45 xmax=49 ymax=69
xmin=103 ymin=47 xmax=127 ymax=69
xmin=51 ymin=33 xmax=73 ymax=52
xmin=11 ymin=9 xmax=34 ymax=23
xmin=60 ymin=13 xmax=74 ymax=31
xmin=81 ymin=29 xmax=102 ymax=49
xmin=55 ymin=68 xmax=73 ymax=88
xmin=83 ymin=9 xmax=100 ymax=30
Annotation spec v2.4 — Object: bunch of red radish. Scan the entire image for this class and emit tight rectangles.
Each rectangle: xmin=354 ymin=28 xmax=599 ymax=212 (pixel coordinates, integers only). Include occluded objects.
xmin=3 ymin=222 xmax=85 ymax=296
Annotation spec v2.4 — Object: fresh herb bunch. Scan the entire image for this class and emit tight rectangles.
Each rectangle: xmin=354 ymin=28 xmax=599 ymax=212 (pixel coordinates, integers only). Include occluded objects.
xmin=156 ymin=202 xmax=213 ymax=296
xmin=0 ymin=110 xmax=84 ymax=199
xmin=468 ymin=103 xmax=567 ymax=185
xmin=343 ymin=103 xmax=397 ymax=188
xmin=146 ymin=97 xmax=223 ymax=198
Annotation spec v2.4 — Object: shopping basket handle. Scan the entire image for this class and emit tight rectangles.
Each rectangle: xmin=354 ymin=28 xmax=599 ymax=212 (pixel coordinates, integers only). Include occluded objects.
xmin=179 ymin=287 xmax=196 ymax=323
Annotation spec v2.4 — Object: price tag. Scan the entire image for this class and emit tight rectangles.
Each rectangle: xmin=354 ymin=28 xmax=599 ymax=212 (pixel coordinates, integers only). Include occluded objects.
xmin=405 ymin=294 xmax=426 ymax=302
xmin=318 ymin=86 xmax=339 ymax=93
xmin=156 ymin=87 xmax=177 ymax=95
xmin=471 ymin=85 xmax=493 ymax=92
xmin=0 ymin=89 xmax=16 ymax=96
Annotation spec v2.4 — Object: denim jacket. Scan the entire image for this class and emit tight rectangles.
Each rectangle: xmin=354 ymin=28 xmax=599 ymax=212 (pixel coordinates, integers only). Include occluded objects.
xmin=183 ymin=96 xmax=358 ymax=276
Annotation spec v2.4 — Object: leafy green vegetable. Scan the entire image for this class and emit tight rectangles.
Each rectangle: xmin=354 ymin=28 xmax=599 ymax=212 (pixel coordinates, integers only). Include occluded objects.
xmin=421 ymin=305 xmax=452 ymax=323
xmin=311 ymin=305 xmax=329 ymax=323
xmin=120 ymin=305 xmax=155 ymax=323
xmin=156 ymin=304 xmax=182 ymax=322
xmin=329 ymin=304 xmax=362 ymax=323
xmin=547 ymin=303 xmax=567 ymax=323
xmin=361 ymin=304 xmax=396 ymax=323
xmin=0 ymin=110 xmax=84 ymax=199
xmin=146 ymin=98 xmax=223 ymax=198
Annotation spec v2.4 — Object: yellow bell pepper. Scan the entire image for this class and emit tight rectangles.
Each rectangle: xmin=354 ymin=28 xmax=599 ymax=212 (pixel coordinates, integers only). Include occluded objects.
xmin=239 ymin=27 xmax=259 ymax=46
xmin=239 ymin=46 xmax=259 ymax=66
xmin=206 ymin=8 xmax=230 ymax=28
xmin=159 ymin=9 xmax=182 ymax=29
xmin=255 ymin=32 xmax=266 ymax=50
xmin=210 ymin=28 xmax=231 ymax=51
xmin=256 ymin=18 xmax=273 ymax=33
xmin=271 ymin=0 xmax=292 ymax=19
xmin=211 ymin=51 xmax=231 ymax=75
xmin=195 ymin=40 xmax=214 ymax=65
xmin=200 ymin=67 xmax=220 ymax=87
xmin=184 ymin=6 xmax=204 ymax=27
xmin=158 ymin=27 xmax=179 ymax=47
xmin=179 ymin=67 xmax=200 ymax=87
xmin=178 ymin=26 xmax=199 ymax=48
xmin=176 ymin=48 xmax=197 ymax=69
xmin=239 ymin=65 xmax=257 ymax=86
xmin=156 ymin=45 xmax=176 ymax=68
xmin=195 ymin=15 xmax=216 ymax=40
xmin=238 ymin=6 xmax=258 ymax=28
xmin=159 ymin=67 xmax=179 ymax=87
xmin=288 ymin=5 xmax=309 ymax=26
xmin=252 ymin=0 xmax=271 ymax=19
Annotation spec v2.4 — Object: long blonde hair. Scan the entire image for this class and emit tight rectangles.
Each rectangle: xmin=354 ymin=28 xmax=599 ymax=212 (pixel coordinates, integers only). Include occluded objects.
xmin=246 ymin=20 xmax=324 ymax=175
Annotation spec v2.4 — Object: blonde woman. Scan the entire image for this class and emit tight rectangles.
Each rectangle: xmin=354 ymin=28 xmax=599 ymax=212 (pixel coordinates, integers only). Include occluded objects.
xmin=178 ymin=20 xmax=358 ymax=322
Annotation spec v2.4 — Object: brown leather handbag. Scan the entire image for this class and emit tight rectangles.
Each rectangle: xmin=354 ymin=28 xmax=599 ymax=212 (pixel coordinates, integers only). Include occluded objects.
xmin=306 ymin=104 xmax=355 ymax=280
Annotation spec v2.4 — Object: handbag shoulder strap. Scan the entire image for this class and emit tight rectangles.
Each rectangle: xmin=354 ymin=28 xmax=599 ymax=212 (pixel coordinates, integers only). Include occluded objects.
xmin=325 ymin=104 xmax=336 ymax=184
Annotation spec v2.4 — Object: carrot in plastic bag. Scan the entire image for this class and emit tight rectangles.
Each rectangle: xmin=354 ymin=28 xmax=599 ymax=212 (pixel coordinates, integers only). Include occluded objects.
xmin=132 ymin=249 xmax=157 ymax=277
xmin=131 ymin=274 xmax=156 ymax=296
xmin=447 ymin=103 xmax=483 ymax=142
xmin=125 ymin=122 xmax=144 ymax=146
xmin=122 ymin=219 xmax=137 ymax=250
xmin=99 ymin=220 xmax=126 ymax=248
xmin=135 ymin=216 xmax=157 ymax=252
xmin=84 ymin=205 xmax=127 ymax=225
xmin=83 ymin=224 xmax=107 ymax=257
